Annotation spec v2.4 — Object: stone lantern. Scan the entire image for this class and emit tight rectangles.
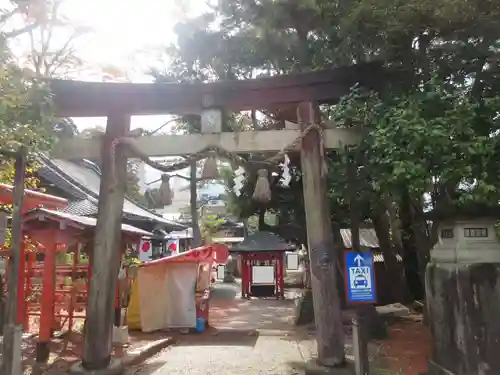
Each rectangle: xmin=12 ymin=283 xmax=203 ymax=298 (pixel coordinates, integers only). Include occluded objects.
xmin=426 ymin=207 xmax=500 ymax=375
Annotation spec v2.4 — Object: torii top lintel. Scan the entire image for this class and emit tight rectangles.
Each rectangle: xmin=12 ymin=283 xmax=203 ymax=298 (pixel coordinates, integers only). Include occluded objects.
xmin=49 ymin=62 xmax=406 ymax=118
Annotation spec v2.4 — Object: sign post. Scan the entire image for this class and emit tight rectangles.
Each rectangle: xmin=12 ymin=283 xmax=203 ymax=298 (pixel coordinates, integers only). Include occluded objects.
xmin=345 ymin=250 xmax=377 ymax=375
xmin=345 ymin=251 xmax=376 ymax=304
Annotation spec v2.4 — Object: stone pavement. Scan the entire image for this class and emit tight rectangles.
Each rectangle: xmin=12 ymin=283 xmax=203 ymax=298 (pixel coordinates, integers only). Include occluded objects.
xmin=0 ymin=329 xmax=173 ymax=374
xmin=0 ymin=332 xmax=36 ymax=367
xmin=126 ymin=282 xmax=355 ymax=375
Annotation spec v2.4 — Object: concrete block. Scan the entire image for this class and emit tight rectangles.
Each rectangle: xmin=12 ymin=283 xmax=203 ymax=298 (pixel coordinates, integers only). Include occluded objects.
xmin=112 ymin=326 xmax=129 ymax=345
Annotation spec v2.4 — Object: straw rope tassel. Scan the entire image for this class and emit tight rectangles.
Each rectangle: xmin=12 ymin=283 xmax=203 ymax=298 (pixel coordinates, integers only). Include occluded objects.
xmin=159 ymin=174 xmax=173 ymax=206
xmin=252 ymin=169 xmax=271 ymax=203
xmin=110 ymin=121 xmax=328 ymax=199
xmin=202 ymin=155 xmax=219 ymax=179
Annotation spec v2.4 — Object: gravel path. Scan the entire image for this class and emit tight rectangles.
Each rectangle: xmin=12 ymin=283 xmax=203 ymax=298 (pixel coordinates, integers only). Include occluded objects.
xmin=127 ymin=282 xmax=321 ymax=375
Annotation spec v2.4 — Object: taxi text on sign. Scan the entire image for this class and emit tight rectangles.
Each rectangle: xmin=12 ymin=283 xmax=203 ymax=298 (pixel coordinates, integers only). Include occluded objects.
xmin=344 ymin=251 xmax=377 ymax=304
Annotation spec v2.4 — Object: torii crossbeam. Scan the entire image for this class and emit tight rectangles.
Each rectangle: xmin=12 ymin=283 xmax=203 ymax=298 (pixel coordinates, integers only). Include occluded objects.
xmin=50 ymin=62 xmax=404 ymax=374
xmin=51 ymin=61 xmax=403 ymax=159
xmin=53 ymin=128 xmax=360 ymax=159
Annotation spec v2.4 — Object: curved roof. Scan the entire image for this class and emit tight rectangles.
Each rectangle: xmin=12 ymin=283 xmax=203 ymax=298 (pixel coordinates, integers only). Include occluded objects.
xmin=23 ymin=208 xmax=152 ymax=237
xmin=340 ymin=228 xmax=379 ymax=248
xmin=37 ymin=154 xmax=186 ymax=231
xmin=0 ymin=184 xmax=68 ymax=212
xmin=140 ymin=244 xmax=229 ymax=267
xmin=231 ymin=231 xmax=296 ymax=252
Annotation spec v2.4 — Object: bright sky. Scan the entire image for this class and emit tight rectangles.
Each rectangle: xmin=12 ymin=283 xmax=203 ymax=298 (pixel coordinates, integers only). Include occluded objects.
xmin=3 ymin=0 xmax=224 ymax=194
xmin=58 ymin=0 xmax=207 ymax=132
xmin=2 ymin=0 xmax=208 ymax=132
xmin=55 ymin=0 xmax=210 ymax=189
xmin=61 ymin=0 xmax=195 ymax=78
xmin=76 ymin=0 xmax=224 ymax=195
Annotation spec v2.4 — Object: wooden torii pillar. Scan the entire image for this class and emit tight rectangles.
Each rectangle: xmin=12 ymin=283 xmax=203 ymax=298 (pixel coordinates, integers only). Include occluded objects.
xmin=50 ymin=64 xmax=401 ymax=372
xmin=83 ymin=113 xmax=130 ymax=373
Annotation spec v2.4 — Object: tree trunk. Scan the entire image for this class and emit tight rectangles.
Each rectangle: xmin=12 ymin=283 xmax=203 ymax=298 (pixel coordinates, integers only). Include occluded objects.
xmin=409 ymin=199 xmax=432 ymax=290
xmin=372 ymin=201 xmax=412 ymax=304
xmin=384 ymin=196 xmax=404 ymax=250
xmin=398 ymin=188 xmax=426 ymax=300
xmin=331 ymin=221 xmax=346 ymax=307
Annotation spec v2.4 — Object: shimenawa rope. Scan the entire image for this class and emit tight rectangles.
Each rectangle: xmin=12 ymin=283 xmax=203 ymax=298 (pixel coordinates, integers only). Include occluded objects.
xmin=109 ymin=123 xmax=328 ymax=201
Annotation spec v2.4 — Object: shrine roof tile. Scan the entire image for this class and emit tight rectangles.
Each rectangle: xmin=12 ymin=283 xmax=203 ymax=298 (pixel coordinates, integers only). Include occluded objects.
xmin=340 ymin=228 xmax=380 ymax=249
xmin=23 ymin=208 xmax=152 ymax=237
xmin=62 ymin=199 xmax=98 ymax=216
xmin=36 ymin=154 xmax=186 ymax=231
xmin=231 ymin=231 xmax=296 ymax=253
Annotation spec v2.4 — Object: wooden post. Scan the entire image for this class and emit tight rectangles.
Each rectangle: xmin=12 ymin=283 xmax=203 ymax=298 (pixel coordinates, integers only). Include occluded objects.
xmin=348 ymin=154 xmax=370 ymax=374
xmin=190 ymin=160 xmax=202 ymax=247
xmin=80 ymin=113 xmax=130 ymax=372
xmin=16 ymin=242 xmax=26 ymax=325
xmin=1 ymin=148 xmax=27 ymax=375
xmin=297 ymin=102 xmax=345 ymax=367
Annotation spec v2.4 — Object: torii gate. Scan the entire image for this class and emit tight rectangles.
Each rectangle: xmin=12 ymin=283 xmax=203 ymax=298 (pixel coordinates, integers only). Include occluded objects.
xmin=50 ymin=62 xmax=403 ymax=374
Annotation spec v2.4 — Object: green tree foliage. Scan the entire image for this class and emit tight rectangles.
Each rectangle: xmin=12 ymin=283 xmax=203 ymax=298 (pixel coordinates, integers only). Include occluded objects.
xmin=0 ymin=4 xmax=55 ymax=188
xmin=126 ymin=159 xmax=148 ymax=205
xmin=19 ymin=0 xmax=90 ymax=78
xmin=332 ymin=83 xmax=500 ymax=203
xmin=200 ymin=214 xmax=225 ymax=244
xmin=154 ymin=0 xmax=500 ymax=298
xmin=0 ymin=3 xmax=59 ymax=266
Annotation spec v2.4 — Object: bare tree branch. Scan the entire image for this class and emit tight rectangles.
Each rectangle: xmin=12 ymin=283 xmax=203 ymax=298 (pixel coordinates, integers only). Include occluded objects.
xmin=4 ymin=22 xmax=38 ymax=38
xmin=0 ymin=8 xmax=19 ymax=25
xmin=19 ymin=0 xmax=88 ymax=78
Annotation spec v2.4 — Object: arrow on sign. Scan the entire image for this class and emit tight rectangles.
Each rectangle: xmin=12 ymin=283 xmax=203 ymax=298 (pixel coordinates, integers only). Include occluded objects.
xmin=354 ymin=254 xmax=364 ymax=267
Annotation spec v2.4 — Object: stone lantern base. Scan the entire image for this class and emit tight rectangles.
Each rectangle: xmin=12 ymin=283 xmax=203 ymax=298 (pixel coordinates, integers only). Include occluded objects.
xmin=425 ymin=210 xmax=500 ymax=375
xmin=69 ymin=358 xmax=123 ymax=375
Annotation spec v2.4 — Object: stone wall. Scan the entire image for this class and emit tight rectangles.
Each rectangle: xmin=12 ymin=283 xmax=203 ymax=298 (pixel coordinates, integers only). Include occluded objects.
xmin=426 ymin=263 xmax=500 ymax=375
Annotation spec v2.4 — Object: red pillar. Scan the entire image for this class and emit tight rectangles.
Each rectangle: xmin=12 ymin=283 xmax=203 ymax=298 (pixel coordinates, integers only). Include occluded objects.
xmin=68 ymin=245 xmax=79 ymax=334
xmin=276 ymin=255 xmax=282 ymax=299
xmin=114 ymin=280 xmax=121 ymax=326
xmin=247 ymin=256 xmax=253 ymax=299
xmin=36 ymin=239 xmax=56 ymax=363
xmin=240 ymin=254 xmax=246 ymax=298
xmin=275 ymin=256 xmax=280 ymax=299
xmin=24 ymin=251 xmax=35 ymax=331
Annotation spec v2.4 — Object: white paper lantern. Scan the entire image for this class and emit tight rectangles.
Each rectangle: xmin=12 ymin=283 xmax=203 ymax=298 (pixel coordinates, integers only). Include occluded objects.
xmin=233 ymin=166 xmax=245 ymax=196
xmin=279 ymin=154 xmax=291 ymax=187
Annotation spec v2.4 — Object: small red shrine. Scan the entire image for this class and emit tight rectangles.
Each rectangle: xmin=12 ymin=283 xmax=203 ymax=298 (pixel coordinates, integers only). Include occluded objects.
xmin=0 ymin=183 xmax=68 ymax=213
xmin=230 ymin=231 xmax=296 ymax=299
xmin=20 ymin=208 xmax=152 ymax=363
